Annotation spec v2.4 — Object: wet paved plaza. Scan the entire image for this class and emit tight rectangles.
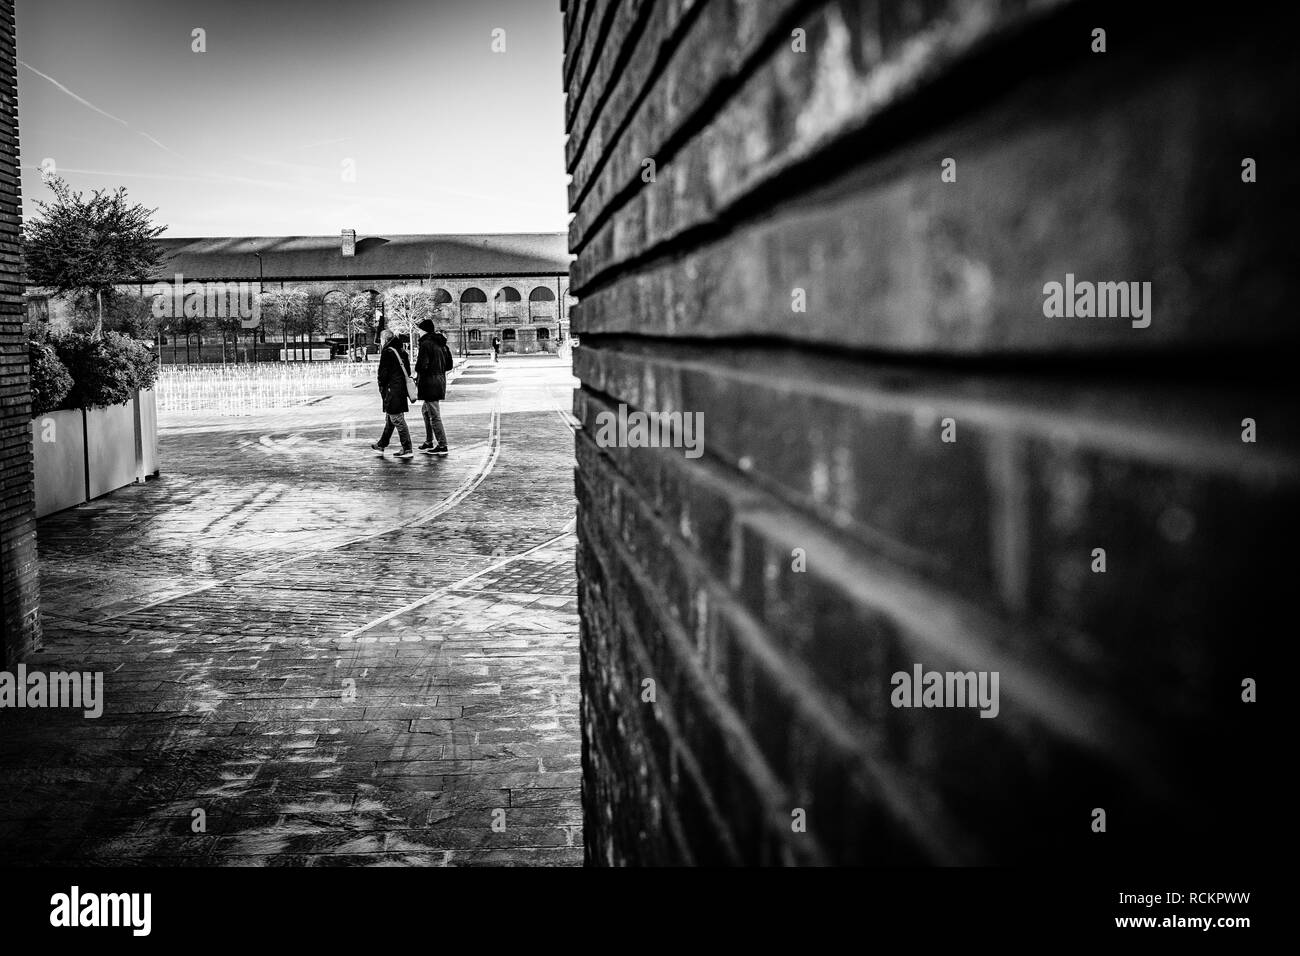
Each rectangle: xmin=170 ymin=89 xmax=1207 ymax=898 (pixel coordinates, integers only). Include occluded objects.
xmin=0 ymin=356 xmax=583 ymax=866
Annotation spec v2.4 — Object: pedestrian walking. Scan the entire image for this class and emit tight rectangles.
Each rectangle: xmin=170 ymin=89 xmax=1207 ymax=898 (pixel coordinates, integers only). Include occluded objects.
xmin=492 ymin=336 xmax=500 ymax=362
xmin=414 ymin=319 xmax=452 ymax=455
xmin=371 ymin=330 xmax=415 ymax=458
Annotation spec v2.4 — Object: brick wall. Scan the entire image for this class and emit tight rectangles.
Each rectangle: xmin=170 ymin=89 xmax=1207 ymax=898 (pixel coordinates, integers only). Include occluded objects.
xmin=0 ymin=0 xmax=39 ymax=667
xmin=565 ymin=0 xmax=1294 ymax=864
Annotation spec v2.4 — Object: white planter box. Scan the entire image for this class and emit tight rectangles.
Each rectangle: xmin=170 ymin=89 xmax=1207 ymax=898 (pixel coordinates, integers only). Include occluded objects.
xmin=136 ymin=388 xmax=159 ymax=479
xmin=31 ymin=409 xmax=87 ymax=519
xmin=33 ymin=389 xmax=162 ymax=518
xmin=86 ymin=402 xmax=138 ymax=500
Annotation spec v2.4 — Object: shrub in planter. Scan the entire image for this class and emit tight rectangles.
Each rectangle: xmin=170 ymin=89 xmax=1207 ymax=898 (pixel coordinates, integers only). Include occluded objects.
xmin=53 ymin=331 xmax=159 ymax=409
xmin=117 ymin=332 xmax=160 ymax=393
xmin=29 ymin=341 xmax=74 ymax=417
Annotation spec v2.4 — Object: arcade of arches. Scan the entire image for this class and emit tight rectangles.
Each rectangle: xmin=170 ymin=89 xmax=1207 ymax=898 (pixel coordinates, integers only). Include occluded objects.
xmin=27 ymin=274 xmax=577 ymax=362
xmin=326 ymin=276 xmax=573 ymax=356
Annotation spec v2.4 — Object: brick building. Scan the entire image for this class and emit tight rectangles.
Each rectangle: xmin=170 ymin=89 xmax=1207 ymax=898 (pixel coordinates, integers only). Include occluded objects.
xmin=565 ymin=0 xmax=1294 ymax=865
xmin=27 ymin=231 xmax=576 ymax=361
xmin=0 ymin=0 xmax=38 ymax=667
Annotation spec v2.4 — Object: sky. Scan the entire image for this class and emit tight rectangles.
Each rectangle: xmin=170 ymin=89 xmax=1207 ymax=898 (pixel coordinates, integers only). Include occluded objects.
xmin=15 ymin=0 xmax=570 ymax=238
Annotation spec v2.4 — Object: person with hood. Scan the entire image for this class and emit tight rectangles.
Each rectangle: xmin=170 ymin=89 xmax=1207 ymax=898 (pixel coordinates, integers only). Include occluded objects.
xmin=371 ymin=331 xmax=415 ymax=458
xmin=414 ymin=319 xmax=453 ymax=454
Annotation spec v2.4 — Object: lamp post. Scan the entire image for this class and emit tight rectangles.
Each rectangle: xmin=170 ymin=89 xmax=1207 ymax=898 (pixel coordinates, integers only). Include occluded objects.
xmin=253 ymin=252 xmax=264 ymax=363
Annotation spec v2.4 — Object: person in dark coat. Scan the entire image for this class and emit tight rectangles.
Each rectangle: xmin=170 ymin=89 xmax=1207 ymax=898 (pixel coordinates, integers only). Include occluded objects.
xmin=491 ymin=336 xmax=500 ymax=362
xmin=373 ymin=328 xmax=393 ymax=406
xmin=371 ymin=331 xmax=414 ymax=457
xmin=414 ymin=319 xmax=452 ymax=454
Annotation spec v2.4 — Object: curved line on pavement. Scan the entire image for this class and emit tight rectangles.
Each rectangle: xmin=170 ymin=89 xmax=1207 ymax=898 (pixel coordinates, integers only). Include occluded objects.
xmin=338 ymin=398 xmax=578 ymax=640
xmin=404 ymin=409 xmax=501 ymax=527
xmin=102 ymin=407 xmax=503 ymax=620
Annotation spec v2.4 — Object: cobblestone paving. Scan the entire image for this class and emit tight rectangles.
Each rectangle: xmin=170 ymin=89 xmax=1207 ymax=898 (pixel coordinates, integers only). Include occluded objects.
xmin=0 ymin=357 xmax=584 ymax=866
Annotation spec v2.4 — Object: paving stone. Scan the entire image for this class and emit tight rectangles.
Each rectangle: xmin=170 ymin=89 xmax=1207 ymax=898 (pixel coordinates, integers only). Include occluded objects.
xmin=0 ymin=358 xmax=584 ymax=866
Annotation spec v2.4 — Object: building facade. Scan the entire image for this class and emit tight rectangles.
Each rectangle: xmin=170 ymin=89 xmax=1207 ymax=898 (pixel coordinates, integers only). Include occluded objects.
xmin=26 ymin=231 xmax=576 ymax=362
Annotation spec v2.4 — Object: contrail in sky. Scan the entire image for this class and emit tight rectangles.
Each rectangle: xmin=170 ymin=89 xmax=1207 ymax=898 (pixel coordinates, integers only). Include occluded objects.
xmin=17 ymin=59 xmax=184 ymax=158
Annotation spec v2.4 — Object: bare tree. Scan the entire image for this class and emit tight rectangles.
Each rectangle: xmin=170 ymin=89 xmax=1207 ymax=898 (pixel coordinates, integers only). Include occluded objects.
xmin=300 ymin=292 xmax=328 ymax=361
xmin=383 ymin=285 xmax=436 ymax=344
xmin=259 ymin=288 xmax=309 ymax=361
xmin=176 ymin=311 xmax=208 ymax=364
xmin=324 ymin=292 xmax=375 ymax=359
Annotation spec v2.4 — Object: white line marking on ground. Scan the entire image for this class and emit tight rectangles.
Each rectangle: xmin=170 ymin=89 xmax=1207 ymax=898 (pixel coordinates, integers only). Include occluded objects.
xmin=105 ymin=406 xmax=503 ymax=620
xmin=339 ymin=524 xmax=576 ymax=640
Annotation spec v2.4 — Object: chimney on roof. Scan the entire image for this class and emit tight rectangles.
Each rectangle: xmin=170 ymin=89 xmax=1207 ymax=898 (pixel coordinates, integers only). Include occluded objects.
xmin=342 ymin=229 xmax=356 ymax=257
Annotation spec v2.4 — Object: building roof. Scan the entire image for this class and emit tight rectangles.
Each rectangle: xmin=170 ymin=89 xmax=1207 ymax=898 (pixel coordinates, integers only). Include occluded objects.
xmin=150 ymin=233 xmax=572 ymax=282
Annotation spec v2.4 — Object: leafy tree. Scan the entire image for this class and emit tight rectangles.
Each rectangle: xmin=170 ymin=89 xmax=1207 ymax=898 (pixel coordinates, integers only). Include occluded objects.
xmin=101 ymin=290 xmax=161 ymax=341
xmin=22 ymin=176 xmax=166 ymax=337
xmin=64 ymin=291 xmax=105 ymax=335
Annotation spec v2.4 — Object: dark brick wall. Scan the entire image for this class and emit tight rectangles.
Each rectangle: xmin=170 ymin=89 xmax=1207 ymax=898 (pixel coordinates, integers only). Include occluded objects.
xmin=0 ymin=0 xmax=39 ymax=667
xmin=565 ymin=0 xmax=1294 ymax=865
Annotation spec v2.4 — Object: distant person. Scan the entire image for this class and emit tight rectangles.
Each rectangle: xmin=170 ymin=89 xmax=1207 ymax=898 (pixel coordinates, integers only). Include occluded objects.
xmin=491 ymin=336 xmax=500 ymax=362
xmin=371 ymin=330 xmax=414 ymax=458
xmin=414 ymin=319 xmax=452 ymax=455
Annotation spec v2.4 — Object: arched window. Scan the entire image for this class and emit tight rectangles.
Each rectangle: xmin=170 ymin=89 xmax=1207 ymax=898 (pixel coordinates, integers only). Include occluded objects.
xmin=501 ymin=328 xmax=516 ymax=340
xmin=536 ymin=327 xmax=550 ymax=339
xmin=321 ymin=289 xmax=345 ymax=316
xmin=430 ymin=287 xmax=455 ymax=322
xmin=528 ymin=285 xmax=558 ymax=323
xmin=459 ymin=286 xmax=489 ymax=324
xmin=469 ymin=329 xmax=482 ymax=343
xmin=494 ymin=285 xmax=523 ymax=324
